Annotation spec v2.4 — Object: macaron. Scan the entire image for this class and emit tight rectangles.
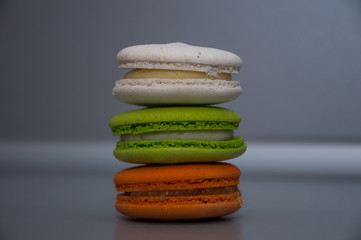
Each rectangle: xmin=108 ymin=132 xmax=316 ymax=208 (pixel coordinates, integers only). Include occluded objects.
xmin=109 ymin=106 xmax=247 ymax=164
xmin=113 ymin=163 xmax=242 ymax=220
xmin=113 ymin=42 xmax=243 ymax=106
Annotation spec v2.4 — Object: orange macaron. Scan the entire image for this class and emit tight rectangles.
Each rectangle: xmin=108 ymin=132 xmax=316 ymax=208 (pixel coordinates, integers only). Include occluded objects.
xmin=113 ymin=163 xmax=242 ymax=220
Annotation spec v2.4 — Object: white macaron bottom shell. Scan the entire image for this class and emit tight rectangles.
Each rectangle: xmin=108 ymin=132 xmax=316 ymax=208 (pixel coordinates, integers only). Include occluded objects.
xmin=112 ymin=79 xmax=242 ymax=106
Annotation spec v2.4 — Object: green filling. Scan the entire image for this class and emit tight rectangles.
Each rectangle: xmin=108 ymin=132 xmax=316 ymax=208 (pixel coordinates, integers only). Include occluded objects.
xmin=112 ymin=121 xmax=239 ymax=135
xmin=116 ymin=137 xmax=245 ymax=150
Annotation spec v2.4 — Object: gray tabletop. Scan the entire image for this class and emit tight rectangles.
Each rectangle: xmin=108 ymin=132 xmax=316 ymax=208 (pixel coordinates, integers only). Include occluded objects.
xmin=1 ymin=141 xmax=361 ymax=240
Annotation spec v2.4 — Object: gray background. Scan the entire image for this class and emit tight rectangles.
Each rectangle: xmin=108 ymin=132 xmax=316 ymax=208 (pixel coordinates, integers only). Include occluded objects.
xmin=1 ymin=0 xmax=361 ymax=142
xmin=1 ymin=2 xmax=361 ymax=239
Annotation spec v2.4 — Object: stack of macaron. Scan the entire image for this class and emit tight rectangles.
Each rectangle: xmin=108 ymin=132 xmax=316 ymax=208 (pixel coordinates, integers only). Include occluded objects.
xmin=109 ymin=43 xmax=246 ymax=220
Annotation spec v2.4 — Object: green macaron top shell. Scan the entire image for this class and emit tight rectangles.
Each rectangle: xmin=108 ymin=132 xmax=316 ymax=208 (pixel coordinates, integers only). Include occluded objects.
xmin=109 ymin=107 xmax=241 ymax=135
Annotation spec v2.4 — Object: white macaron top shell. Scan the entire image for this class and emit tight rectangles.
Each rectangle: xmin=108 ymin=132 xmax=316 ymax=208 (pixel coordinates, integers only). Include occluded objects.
xmin=117 ymin=43 xmax=242 ymax=75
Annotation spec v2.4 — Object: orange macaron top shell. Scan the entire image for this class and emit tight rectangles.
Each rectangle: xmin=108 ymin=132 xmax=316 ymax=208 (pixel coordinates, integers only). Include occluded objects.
xmin=113 ymin=163 xmax=242 ymax=220
xmin=114 ymin=163 xmax=240 ymax=191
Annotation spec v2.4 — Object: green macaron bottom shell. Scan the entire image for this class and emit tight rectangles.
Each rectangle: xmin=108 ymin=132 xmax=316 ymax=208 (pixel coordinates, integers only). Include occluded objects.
xmin=113 ymin=137 xmax=246 ymax=164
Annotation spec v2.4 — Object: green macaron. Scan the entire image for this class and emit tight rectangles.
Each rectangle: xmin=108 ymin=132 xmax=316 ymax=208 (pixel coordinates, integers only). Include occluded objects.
xmin=109 ymin=106 xmax=246 ymax=164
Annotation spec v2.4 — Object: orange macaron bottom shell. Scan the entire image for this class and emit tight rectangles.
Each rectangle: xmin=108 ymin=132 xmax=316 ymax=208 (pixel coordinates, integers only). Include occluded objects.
xmin=115 ymin=196 xmax=242 ymax=220
xmin=113 ymin=163 xmax=242 ymax=220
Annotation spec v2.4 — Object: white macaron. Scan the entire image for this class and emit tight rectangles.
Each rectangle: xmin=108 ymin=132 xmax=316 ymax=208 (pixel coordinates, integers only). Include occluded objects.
xmin=113 ymin=42 xmax=243 ymax=106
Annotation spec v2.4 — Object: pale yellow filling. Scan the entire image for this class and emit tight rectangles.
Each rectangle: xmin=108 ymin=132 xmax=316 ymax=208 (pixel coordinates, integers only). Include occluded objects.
xmin=123 ymin=69 xmax=232 ymax=80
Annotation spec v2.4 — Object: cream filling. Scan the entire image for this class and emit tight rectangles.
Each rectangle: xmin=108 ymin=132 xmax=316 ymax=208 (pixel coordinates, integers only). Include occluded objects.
xmin=124 ymin=186 xmax=239 ymax=197
xmin=120 ymin=130 xmax=234 ymax=142
xmin=123 ymin=69 xmax=232 ymax=81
